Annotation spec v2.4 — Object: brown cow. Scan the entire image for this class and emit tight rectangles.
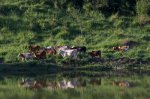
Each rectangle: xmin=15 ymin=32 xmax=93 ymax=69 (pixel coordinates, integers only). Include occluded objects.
xmin=19 ymin=78 xmax=34 ymax=89
xmin=113 ymin=46 xmax=129 ymax=52
xmin=112 ymin=46 xmax=120 ymax=51
xmin=47 ymin=81 xmax=61 ymax=89
xmin=28 ymin=45 xmax=41 ymax=53
xmin=113 ymin=80 xmax=130 ymax=87
xmin=31 ymin=80 xmax=47 ymax=90
xmin=45 ymin=49 xmax=56 ymax=55
xmin=19 ymin=78 xmax=47 ymax=90
xmin=89 ymin=78 xmax=101 ymax=86
xmin=88 ymin=50 xmax=101 ymax=58
xmin=119 ymin=46 xmax=129 ymax=51
xmin=34 ymin=50 xmax=46 ymax=59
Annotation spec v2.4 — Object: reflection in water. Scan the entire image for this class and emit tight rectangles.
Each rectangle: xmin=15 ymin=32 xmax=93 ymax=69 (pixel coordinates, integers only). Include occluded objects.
xmin=0 ymin=70 xmax=147 ymax=91
xmin=0 ymin=68 xmax=148 ymax=90
xmin=19 ymin=77 xmax=102 ymax=90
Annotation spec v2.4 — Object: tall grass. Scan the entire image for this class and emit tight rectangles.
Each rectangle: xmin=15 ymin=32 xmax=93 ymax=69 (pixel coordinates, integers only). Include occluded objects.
xmin=136 ymin=0 xmax=150 ymax=24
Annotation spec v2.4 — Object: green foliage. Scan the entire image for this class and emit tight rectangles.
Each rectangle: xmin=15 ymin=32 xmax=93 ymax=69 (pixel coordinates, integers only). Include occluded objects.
xmin=0 ymin=1 xmax=149 ymax=99
xmin=136 ymin=0 xmax=150 ymax=16
xmin=136 ymin=0 xmax=150 ymax=24
xmin=0 ymin=0 xmax=150 ymax=63
xmin=55 ymin=27 xmax=69 ymax=39
xmin=73 ymin=36 xmax=87 ymax=45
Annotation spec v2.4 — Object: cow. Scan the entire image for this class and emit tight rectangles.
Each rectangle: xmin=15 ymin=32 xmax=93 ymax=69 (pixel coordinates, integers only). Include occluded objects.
xmin=33 ymin=50 xmax=46 ymax=59
xmin=66 ymin=81 xmax=76 ymax=88
xmin=58 ymin=79 xmax=77 ymax=89
xmin=58 ymin=49 xmax=78 ymax=59
xmin=113 ymin=80 xmax=130 ymax=87
xmin=42 ymin=46 xmax=56 ymax=55
xmin=58 ymin=79 xmax=68 ymax=89
xmin=113 ymin=46 xmax=120 ymax=51
xmin=78 ymin=77 xmax=87 ymax=87
xmin=32 ymin=80 xmax=47 ymax=90
xmin=47 ymin=81 xmax=60 ymax=89
xmin=19 ymin=78 xmax=46 ymax=90
xmin=55 ymin=46 xmax=69 ymax=53
xmin=44 ymin=48 xmax=56 ymax=55
xmin=19 ymin=78 xmax=34 ymax=89
xmin=119 ymin=46 xmax=129 ymax=51
xmin=113 ymin=46 xmax=129 ymax=51
xmin=88 ymin=50 xmax=101 ymax=58
xmin=28 ymin=45 xmax=40 ymax=53
xmin=89 ymin=78 xmax=101 ymax=86
xmin=18 ymin=53 xmax=33 ymax=61
xmin=45 ymin=46 xmax=54 ymax=50
xmin=70 ymin=46 xmax=86 ymax=53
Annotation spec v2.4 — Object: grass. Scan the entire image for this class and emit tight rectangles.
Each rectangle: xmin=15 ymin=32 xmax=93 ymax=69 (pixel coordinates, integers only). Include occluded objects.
xmin=0 ymin=0 xmax=150 ymax=63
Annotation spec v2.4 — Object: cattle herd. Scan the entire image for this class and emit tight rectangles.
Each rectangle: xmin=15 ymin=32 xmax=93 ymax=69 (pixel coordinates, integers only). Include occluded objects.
xmin=18 ymin=43 xmax=130 ymax=62
xmin=17 ymin=41 xmax=133 ymax=90
xmin=19 ymin=77 xmax=131 ymax=90
xmin=18 ymin=45 xmax=101 ymax=61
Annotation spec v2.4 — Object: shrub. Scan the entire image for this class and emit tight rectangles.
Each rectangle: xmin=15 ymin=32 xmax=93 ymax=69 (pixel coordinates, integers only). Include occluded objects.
xmin=136 ymin=0 xmax=150 ymax=24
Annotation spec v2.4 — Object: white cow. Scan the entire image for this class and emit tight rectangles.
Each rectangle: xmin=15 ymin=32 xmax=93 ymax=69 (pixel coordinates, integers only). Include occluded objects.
xmin=59 ymin=79 xmax=68 ymax=89
xmin=18 ymin=53 xmax=33 ymax=61
xmin=67 ymin=81 xmax=75 ymax=88
xmin=56 ymin=46 xmax=69 ymax=53
xmin=59 ymin=79 xmax=77 ymax=89
xmin=19 ymin=78 xmax=34 ymax=89
xmin=58 ymin=49 xmax=78 ymax=59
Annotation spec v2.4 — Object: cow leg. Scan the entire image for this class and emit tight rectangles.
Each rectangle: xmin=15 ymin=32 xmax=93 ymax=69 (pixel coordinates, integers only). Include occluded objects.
xmin=24 ymin=58 xmax=27 ymax=61
xmin=21 ymin=58 xmax=23 ymax=62
xmin=21 ymin=58 xmax=25 ymax=62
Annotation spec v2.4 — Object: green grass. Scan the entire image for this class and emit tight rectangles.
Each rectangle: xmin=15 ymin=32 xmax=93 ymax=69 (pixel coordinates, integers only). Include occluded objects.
xmin=0 ymin=0 xmax=150 ymax=63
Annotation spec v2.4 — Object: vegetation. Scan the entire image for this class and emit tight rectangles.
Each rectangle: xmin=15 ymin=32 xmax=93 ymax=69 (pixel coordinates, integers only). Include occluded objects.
xmin=0 ymin=0 xmax=150 ymax=98
xmin=0 ymin=0 xmax=150 ymax=63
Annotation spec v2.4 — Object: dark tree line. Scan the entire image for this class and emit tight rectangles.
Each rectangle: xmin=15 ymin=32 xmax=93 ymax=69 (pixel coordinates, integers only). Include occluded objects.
xmin=26 ymin=0 xmax=150 ymax=16
xmin=42 ymin=0 xmax=137 ymax=15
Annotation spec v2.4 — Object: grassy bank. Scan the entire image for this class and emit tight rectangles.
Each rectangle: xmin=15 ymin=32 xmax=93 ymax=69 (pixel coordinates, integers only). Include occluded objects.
xmin=0 ymin=0 xmax=150 ymax=64
xmin=0 ymin=60 xmax=149 ymax=77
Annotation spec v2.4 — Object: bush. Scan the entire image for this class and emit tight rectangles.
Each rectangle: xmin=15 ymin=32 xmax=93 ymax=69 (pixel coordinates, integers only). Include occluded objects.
xmin=136 ymin=0 xmax=150 ymax=24
xmin=0 ymin=4 xmax=26 ymax=16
